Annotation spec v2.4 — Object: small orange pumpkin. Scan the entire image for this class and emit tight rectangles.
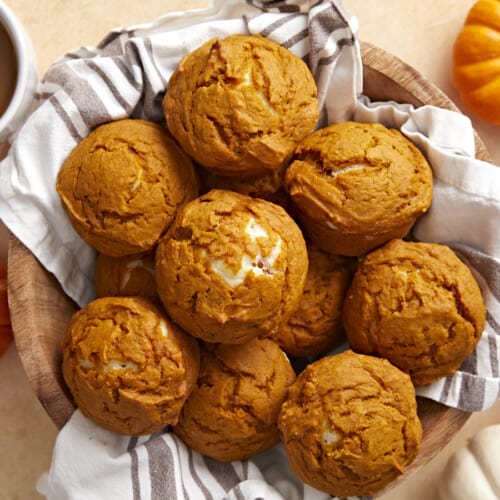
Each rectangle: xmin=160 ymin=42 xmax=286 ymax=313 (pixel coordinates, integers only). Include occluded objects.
xmin=452 ymin=0 xmax=500 ymax=125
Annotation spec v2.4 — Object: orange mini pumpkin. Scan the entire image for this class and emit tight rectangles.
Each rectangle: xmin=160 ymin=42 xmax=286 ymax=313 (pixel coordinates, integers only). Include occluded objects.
xmin=452 ymin=0 xmax=500 ymax=125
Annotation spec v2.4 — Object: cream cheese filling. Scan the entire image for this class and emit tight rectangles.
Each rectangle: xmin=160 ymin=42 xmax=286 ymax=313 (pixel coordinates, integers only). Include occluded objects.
xmin=103 ymin=359 xmax=139 ymax=373
xmin=120 ymin=258 xmax=155 ymax=292
xmin=158 ymin=319 xmax=168 ymax=338
xmin=131 ymin=167 xmax=143 ymax=192
xmin=330 ymin=163 xmax=368 ymax=178
xmin=237 ymin=69 xmax=278 ymax=117
xmin=206 ymin=216 xmax=283 ymax=288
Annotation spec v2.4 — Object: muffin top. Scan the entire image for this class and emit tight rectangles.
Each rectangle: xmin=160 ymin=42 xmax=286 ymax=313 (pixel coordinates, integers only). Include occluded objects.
xmin=284 ymin=121 xmax=433 ymax=255
xmin=62 ymin=296 xmax=199 ymax=435
xmin=156 ymin=189 xmax=308 ymax=344
xmin=173 ymin=337 xmax=296 ymax=462
xmin=278 ymin=350 xmax=422 ymax=497
xmin=57 ymin=119 xmax=199 ymax=257
xmin=163 ymin=34 xmax=318 ymax=177
xmin=272 ymin=247 xmax=356 ymax=357
xmin=343 ymin=239 xmax=486 ymax=385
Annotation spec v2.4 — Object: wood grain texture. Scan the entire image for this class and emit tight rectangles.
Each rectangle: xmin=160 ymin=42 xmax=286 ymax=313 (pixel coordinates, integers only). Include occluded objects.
xmin=8 ymin=237 xmax=77 ymax=429
xmin=361 ymin=41 xmax=490 ymax=161
xmin=8 ymin=43 xmax=491 ymax=490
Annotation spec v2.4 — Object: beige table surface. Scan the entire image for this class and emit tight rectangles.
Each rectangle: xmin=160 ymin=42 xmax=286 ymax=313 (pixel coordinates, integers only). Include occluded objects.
xmin=1 ymin=0 xmax=500 ymax=499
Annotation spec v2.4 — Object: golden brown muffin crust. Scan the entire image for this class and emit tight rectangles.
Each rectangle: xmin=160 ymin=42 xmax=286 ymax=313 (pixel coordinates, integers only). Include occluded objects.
xmin=284 ymin=121 xmax=433 ymax=256
xmin=57 ymin=119 xmax=199 ymax=257
xmin=343 ymin=239 xmax=486 ymax=385
xmin=62 ymin=296 xmax=199 ymax=435
xmin=95 ymin=251 xmax=158 ymax=301
xmin=164 ymin=34 xmax=318 ymax=177
xmin=272 ymin=247 xmax=356 ymax=357
xmin=197 ymin=162 xmax=294 ymax=213
xmin=156 ymin=189 xmax=308 ymax=344
xmin=278 ymin=350 xmax=422 ymax=497
xmin=173 ymin=337 xmax=296 ymax=462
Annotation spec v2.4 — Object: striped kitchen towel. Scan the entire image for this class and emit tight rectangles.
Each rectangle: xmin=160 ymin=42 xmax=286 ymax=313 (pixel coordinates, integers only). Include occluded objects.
xmin=37 ymin=410 xmax=373 ymax=500
xmin=0 ymin=0 xmax=498 ymax=498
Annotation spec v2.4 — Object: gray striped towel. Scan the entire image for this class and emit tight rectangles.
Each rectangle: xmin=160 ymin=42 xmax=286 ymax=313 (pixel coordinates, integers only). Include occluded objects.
xmin=37 ymin=411 xmax=372 ymax=500
xmin=0 ymin=0 xmax=496 ymax=498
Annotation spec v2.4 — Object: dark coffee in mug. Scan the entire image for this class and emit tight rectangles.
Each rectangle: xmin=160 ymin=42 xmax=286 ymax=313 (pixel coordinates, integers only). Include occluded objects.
xmin=0 ymin=21 xmax=17 ymax=118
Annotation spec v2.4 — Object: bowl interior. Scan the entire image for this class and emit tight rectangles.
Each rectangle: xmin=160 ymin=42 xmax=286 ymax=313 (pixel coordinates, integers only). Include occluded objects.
xmin=8 ymin=41 xmax=490 ymax=493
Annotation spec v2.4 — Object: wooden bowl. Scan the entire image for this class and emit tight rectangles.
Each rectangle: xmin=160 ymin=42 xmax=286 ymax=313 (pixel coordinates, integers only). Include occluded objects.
xmin=8 ymin=42 xmax=490 ymax=492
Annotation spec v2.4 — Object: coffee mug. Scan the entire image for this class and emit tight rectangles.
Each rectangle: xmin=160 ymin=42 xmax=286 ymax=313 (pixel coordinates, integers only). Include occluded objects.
xmin=0 ymin=1 xmax=37 ymax=143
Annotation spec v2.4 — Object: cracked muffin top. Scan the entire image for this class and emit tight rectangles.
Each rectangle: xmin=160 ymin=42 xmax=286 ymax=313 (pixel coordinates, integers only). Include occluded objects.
xmin=343 ymin=239 xmax=486 ymax=386
xmin=155 ymin=189 xmax=308 ymax=344
xmin=278 ymin=350 xmax=422 ymax=497
xmin=61 ymin=296 xmax=200 ymax=435
xmin=284 ymin=121 xmax=434 ymax=256
xmin=56 ymin=119 xmax=199 ymax=257
xmin=163 ymin=34 xmax=319 ymax=177
xmin=95 ymin=251 xmax=158 ymax=301
xmin=271 ymin=246 xmax=356 ymax=357
xmin=173 ymin=337 xmax=296 ymax=462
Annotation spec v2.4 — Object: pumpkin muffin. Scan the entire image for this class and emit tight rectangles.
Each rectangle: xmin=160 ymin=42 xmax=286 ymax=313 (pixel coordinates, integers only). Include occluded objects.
xmin=197 ymin=163 xmax=293 ymax=213
xmin=61 ymin=296 xmax=199 ymax=435
xmin=173 ymin=337 xmax=296 ymax=462
xmin=95 ymin=251 xmax=158 ymax=301
xmin=343 ymin=239 xmax=486 ymax=386
xmin=156 ymin=189 xmax=308 ymax=344
xmin=56 ymin=119 xmax=199 ymax=257
xmin=278 ymin=350 xmax=422 ymax=497
xmin=163 ymin=34 xmax=318 ymax=177
xmin=284 ymin=121 xmax=433 ymax=256
xmin=271 ymin=247 xmax=356 ymax=357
